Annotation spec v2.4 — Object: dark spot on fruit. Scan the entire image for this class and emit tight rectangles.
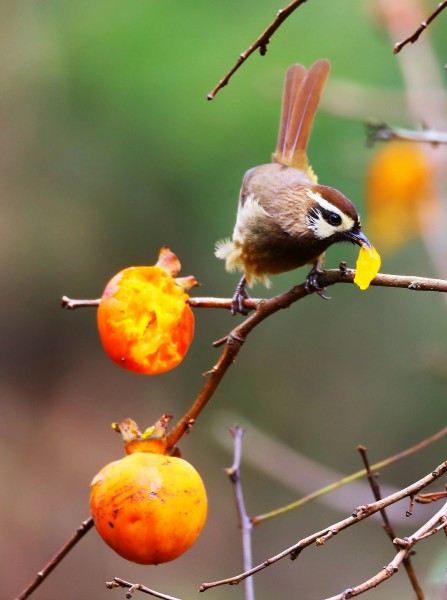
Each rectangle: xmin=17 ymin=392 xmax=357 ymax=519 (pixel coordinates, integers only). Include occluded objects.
xmin=108 ymin=522 xmax=114 ymax=528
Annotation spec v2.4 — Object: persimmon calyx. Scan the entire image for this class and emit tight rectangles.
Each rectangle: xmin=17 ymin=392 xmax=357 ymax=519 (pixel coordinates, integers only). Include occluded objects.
xmin=112 ymin=416 xmax=172 ymax=455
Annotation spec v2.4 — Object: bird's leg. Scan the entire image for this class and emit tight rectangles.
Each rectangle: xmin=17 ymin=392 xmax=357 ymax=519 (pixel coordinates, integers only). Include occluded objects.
xmin=231 ymin=275 xmax=252 ymax=315
xmin=305 ymin=258 xmax=331 ymax=300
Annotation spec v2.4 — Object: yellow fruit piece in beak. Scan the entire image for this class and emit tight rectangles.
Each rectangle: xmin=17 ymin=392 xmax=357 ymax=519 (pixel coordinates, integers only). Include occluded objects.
xmin=354 ymin=244 xmax=381 ymax=290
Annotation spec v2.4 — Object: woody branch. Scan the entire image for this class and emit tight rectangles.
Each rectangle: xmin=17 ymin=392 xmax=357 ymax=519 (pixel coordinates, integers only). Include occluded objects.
xmin=24 ymin=270 xmax=446 ymax=600
xmin=199 ymin=461 xmax=447 ymax=591
xmin=61 ymin=268 xmax=447 ymax=312
xmin=207 ymin=0 xmax=309 ymax=100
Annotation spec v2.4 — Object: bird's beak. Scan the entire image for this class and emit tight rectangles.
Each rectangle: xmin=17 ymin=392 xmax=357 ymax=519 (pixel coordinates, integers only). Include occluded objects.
xmin=345 ymin=229 xmax=372 ymax=249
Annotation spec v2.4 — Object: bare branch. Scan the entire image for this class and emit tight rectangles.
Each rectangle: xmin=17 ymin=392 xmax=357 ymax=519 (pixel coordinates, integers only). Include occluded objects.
xmin=416 ymin=488 xmax=447 ymax=504
xmin=168 ymin=277 xmax=314 ymax=447
xmin=325 ymin=501 xmax=447 ymax=599
xmin=319 ymin=269 xmax=447 ymax=292
xmin=61 ymin=295 xmax=101 ymax=309
xmin=248 ymin=423 xmax=447 ymax=524
xmin=357 ymin=446 xmax=423 ymax=599
xmin=60 ymin=295 xmax=259 ymax=311
xmin=61 ymin=267 xmax=447 ymax=450
xmin=394 ymin=1 xmax=447 ymax=54
xmin=168 ymin=268 xmax=447 ymax=447
xmin=357 ymin=445 xmax=395 ymax=535
xmin=106 ymin=577 xmax=182 ymax=600
xmin=226 ymin=427 xmax=254 ymax=600
xmin=61 ymin=268 xmax=447 ymax=314
xmin=207 ymin=0 xmax=309 ymax=100
xmin=14 ymin=517 xmax=94 ymax=600
xmin=52 ymin=267 xmax=447 ymax=597
xmin=366 ymin=121 xmax=447 ymax=146
xmin=199 ymin=461 xmax=447 ymax=591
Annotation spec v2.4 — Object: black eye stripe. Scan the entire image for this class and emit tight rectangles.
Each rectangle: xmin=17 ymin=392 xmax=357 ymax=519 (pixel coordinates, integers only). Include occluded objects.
xmin=307 ymin=206 xmax=343 ymax=227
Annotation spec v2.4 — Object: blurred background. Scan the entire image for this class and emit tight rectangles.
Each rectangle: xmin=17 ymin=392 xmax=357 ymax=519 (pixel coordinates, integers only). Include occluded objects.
xmin=2 ymin=1 xmax=447 ymax=598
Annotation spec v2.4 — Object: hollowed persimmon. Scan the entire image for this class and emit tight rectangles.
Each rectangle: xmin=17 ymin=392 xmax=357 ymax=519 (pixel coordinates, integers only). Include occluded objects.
xmin=97 ymin=248 xmax=198 ymax=375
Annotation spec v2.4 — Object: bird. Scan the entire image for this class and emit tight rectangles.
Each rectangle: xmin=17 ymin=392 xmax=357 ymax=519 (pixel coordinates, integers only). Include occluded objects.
xmin=215 ymin=59 xmax=373 ymax=314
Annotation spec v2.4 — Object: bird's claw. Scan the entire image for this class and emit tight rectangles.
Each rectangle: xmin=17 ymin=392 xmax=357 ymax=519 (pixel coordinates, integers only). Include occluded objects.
xmin=305 ymin=268 xmax=331 ymax=300
xmin=231 ymin=276 xmax=252 ymax=315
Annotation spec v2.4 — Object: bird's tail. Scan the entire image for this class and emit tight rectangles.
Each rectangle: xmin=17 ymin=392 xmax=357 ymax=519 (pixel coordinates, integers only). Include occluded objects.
xmin=273 ymin=59 xmax=330 ymax=180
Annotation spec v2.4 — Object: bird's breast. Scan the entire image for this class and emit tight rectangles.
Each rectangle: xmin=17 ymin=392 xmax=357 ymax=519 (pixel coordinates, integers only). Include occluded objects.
xmin=233 ymin=195 xmax=328 ymax=278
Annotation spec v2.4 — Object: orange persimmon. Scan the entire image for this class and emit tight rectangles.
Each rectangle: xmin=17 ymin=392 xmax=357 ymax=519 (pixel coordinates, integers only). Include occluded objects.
xmin=90 ymin=418 xmax=207 ymax=565
xmin=366 ymin=142 xmax=439 ymax=252
xmin=97 ymin=248 xmax=198 ymax=374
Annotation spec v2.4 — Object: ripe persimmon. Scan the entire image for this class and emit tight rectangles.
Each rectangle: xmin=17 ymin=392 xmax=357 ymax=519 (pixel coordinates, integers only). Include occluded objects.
xmin=97 ymin=247 xmax=198 ymax=375
xmin=366 ymin=142 xmax=439 ymax=252
xmin=90 ymin=418 xmax=207 ymax=565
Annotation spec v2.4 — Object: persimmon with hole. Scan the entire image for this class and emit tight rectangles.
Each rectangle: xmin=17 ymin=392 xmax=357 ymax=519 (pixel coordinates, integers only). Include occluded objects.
xmin=90 ymin=417 xmax=207 ymax=565
xmin=97 ymin=247 xmax=198 ymax=374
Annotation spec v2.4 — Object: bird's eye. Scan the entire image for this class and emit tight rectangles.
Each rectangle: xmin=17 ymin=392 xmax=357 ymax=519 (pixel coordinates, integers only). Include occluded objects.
xmin=328 ymin=212 xmax=342 ymax=226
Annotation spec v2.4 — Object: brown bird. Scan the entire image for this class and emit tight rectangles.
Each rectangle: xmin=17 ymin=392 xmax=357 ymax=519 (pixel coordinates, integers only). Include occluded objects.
xmin=216 ymin=59 xmax=372 ymax=314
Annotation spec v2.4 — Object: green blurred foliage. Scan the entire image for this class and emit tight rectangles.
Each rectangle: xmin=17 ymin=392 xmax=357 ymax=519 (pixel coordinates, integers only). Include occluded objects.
xmin=1 ymin=1 xmax=446 ymax=599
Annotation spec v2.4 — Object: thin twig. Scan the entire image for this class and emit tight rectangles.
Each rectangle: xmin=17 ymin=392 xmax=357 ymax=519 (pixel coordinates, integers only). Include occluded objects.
xmin=61 ymin=295 xmax=101 ymax=309
xmin=357 ymin=446 xmax=424 ymax=599
xmin=61 ymin=268 xmax=447 ymax=450
xmin=226 ymin=427 xmax=254 ymax=600
xmin=366 ymin=121 xmax=447 ymax=146
xmin=207 ymin=0 xmax=309 ymax=100
xmin=324 ymin=501 xmax=447 ymax=599
xmin=357 ymin=446 xmax=395 ymax=535
xmin=394 ymin=1 xmax=447 ymax=54
xmin=106 ymin=577 xmax=182 ymax=600
xmin=318 ymin=269 xmax=447 ymax=292
xmin=50 ymin=269 xmax=447 ymax=597
xmin=61 ymin=269 xmax=447 ymax=312
xmin=416 ymin=488 xmax=447 ymax=504
xmin=106 ymin=431 xmax=253 ymax=600
xmin=61 ymin=295 xmax=261 ymax=311
xmin=251 ymin=425 xmax=447 ymax=524
xmin=167 ymin=279 xmax=311 ymax=447
xmin=14 ymin=517 xmax=94 ymax=600
xmin=199 ymin=461 xmax=447 ymax=591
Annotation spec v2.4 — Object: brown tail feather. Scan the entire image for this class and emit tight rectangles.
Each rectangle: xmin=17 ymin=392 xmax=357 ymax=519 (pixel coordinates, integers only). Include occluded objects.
xmin=274 ymin=64 xmax=307 ymax=165
xmin=273 ymin=59 xmax=331 ymax=176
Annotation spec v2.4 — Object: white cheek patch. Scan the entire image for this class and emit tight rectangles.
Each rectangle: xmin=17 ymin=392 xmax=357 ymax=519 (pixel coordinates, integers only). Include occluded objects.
xmin=306 ymin=190 xmax=355 ymax=239
xmin=308 ymin=214 xmax=340 ymax=239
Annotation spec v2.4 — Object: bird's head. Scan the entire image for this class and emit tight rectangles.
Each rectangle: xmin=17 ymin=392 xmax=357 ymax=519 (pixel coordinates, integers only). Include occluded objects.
xmin=304 ymin=185 xmax=371 ymax=249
